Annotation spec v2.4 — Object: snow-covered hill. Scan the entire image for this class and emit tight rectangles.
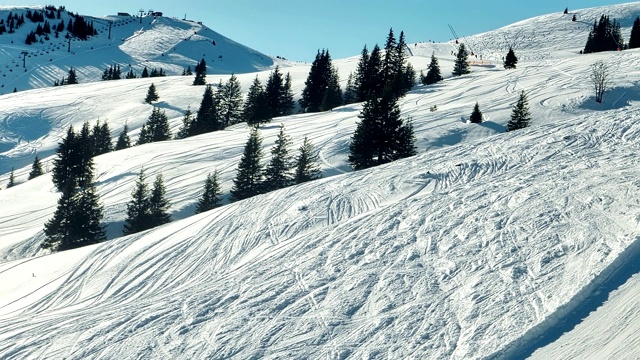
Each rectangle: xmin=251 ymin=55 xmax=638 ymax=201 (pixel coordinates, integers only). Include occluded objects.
xmin=0 ymin=6 xmax=276 ymax=94
xmin=0 ymin=2 xmax=639 ymax=359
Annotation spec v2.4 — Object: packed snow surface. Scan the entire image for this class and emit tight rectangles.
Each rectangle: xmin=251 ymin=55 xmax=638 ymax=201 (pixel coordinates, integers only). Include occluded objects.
xmin=0 ymin=2 xmax=640 ymax=359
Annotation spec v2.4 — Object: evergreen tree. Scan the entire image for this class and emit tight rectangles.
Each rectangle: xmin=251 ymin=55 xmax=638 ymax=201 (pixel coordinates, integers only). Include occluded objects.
xmin=42 ymin=187 xmax=75 ymax=250
xmin=193 ymin=58 xmax=207 ymax=85
xmin=141 ymin=66 xmax=149 ymax=78
xmin=584 ymin=15 xmax=623 ymax=53
xmin=192 ymin=84 xmax=222 ymax=134
xmin=125 ymin=69 xmax=136 ymax=79
xmin=282 ymin=73 xmax=295 ymax=116
xmin=453 ymin=43 xmax=471 ymax=76
xmin=145 ymin=83 xmax=159 ymax=103
xmin=320 ymin=65 xmax=343 ymax=111
xmin=354 ymin=45 xmax=370 ymax=102
xmin=469 ymin=102 xmax=483 ymax=123
xmin=366 ymin=45 xmax=385 ymax=97
xmin=263 ymin=124 xmax=293 ymax=192
xmin=91 ymin=119 xmax=113 ymax=156
xmin=29 ymin=154 xmax=43 ymax=179
xmin=175 ymin=107 xmax=195 ymax=139
xmin=76 ymin=122 xmax=94 ymax=188
xmin=52 ymin=125 xmax=93 ymax=191
xmin=66 ymin=67 xmax=78 ymax=84
xmin=382 ymin=28 xmax=399 ymax=88
xmin=123 ymin=169 xmax=151 ymax=235
xmin=422 ymin=54 xmax=443 ymax=85
xmin=243 ymin=76 xmax=269 ymax=126
xmin=506 ymin=90 xmax=531 ymax=132
xmin=294 ymin=136 xmax=322 ymax=184
xmin=504 ymin=47 xmax=518 ymax=69
xmin=137 ymin=107 xmax=171 ymax=144
xmin=629 ymin=16 xmax=640 ymax=49
xmin=43 ymin=178 xmax=105 ymax=251
xmin=265 ymin=66 xmax=285 ymax=118
xmin=65 ymin=184 xmax=105 ymax=249
xmin=148 ymin=174 xmax=171 ymax=228
xmin=299 ymin=49 xmax=333 ymax=113
xmin=218 ymin=74 xmax=244 ymax=126
xmin=7 ymin=167 xmax=15 ymax=188
xmin=52 ymin=126 xmax=77 ymax=191
xmin=348 ymin=94 xmax=416 ymax=170
xmin=115 ymin=123 xmax=131 ymax=150
xmin=343 ymin=72 xmax=357 ymax=105
xmin=195 ymin=171 xmax=222 ymax=214
xmin=230 ymin=126 xmax=264 ymax=201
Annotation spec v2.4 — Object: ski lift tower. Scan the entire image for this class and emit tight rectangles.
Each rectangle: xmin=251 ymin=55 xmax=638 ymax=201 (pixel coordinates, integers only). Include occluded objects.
xmin=139 ymin=8 xmax=144 ymax=23
xmin=21 ymin=51 xmax=28 ymax=68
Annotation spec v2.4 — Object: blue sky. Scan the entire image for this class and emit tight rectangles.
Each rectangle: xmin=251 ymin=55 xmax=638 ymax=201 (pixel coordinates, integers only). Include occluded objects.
xmin=2 ymin=0 xmax=634 ymax=62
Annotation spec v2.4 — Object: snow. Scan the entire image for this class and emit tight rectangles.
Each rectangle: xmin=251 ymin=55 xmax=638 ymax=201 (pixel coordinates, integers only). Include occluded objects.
xmin=0 ymin=2 xmax=640 ymax=359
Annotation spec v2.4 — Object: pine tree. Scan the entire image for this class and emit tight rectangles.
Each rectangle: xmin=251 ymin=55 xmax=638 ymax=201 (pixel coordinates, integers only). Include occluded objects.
xmin=148 ymin=174 xmax=171 ymax=228
xmin=294 ymin=136 xmax=322 ymax=184
xmin=282 ymin=73 xmax=295 ymax=116
xmin=192 ymin=84 xmax=222 ymax=134
xmin=43 ymin=177 xmax=105 ymax=251
xmin=265 ymin=66 xmax=285 ymax=118
xmin=453 ymin=43 xmax=470 ymax=76
xmin=506 ymin=90 xmax=531 ymax=132
xmin=218 ymin=74 xmax=244 ymax=126
xmin=584 ymin=15 xmax=623 ymax=53
xmin=7 ymin=167 xmax=15 ymax=188
xmin=320 ymin=66 xmax=343 ymax=111
xmin=91 ymin=119 xmax=113 ymax=156
xmin=64 ymin=184 xmax=105 ymax=250
xmin=366 ymin=45 xmax=385 ymax=97
xmin=195 ymin=171 xmax=222 ymax=214
xmin=29 ymin=154 xmax=43 ymax=179
xmin=123 ymin=169 xmax=151 ymax=235
xmin=175 ymin=107 xmax=195 ymax=139
xmin=469 ymin=102 xmax=483 ymax=123
xmin=145 ymin=83 xmax=159 ymax=103
xmin=66 ymin=67 xmax=78 ymax=84
xmin=348 ymin=94 xmax=416 ymax=170
xmin=354 ymin=45 xmax=370 ymax=102
xmin=263 ymin=124 xmax=293 ymax=192
xmin=243 ymin=76 xmax=269 ymax=126
xmin=137 ymin=107 xmax=171 ymax=144
xmin=629 ymin=16 xmax=640 ymax=49
xmin=52 ymin=126 xmax=77 ymax=191
xmin=115 ymin=123 xmax=131 ymax=150
xmin=230 ymin=126 xmax=264 ymax=201
xmin=141 ymin=66 xmax=149 ymax=78
xmin=299 ymin=49 xmax=333 ymax=113
xmin=52 ymin=125 xmax=94 ymax=191
xmin=382 ymin=28 xmax=399 ymax=88
xmin=193 ymin=58 xmax=207 ymax=85
xmin=76 ymin=122 xmax=94 ymax=188
xmin=422 ymin=54 xmax=443 ymax=85
xmin=125 ymin=69 xmax=136 ymax=79
xmin=343 ymin=72 xmax=357 ymax=105
xmin=504 ymin=47 xmax=518 ymax=69
xmin=42 ymin=187 xmax=75 ymax=250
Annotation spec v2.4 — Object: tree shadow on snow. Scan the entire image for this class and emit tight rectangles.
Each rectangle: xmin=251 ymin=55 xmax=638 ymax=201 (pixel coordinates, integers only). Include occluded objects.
xmin=579 ymin=83 xmax=640 ymax=111
xmin=479 ymin=121 xmax=506 ymax=133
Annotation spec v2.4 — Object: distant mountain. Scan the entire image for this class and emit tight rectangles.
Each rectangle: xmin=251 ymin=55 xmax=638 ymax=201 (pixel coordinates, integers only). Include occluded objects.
xmin=0 ymin=6 xmax=276 ymax=93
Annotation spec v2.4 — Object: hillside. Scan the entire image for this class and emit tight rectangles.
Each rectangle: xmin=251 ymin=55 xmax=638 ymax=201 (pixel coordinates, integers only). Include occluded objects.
xmin=0 ymin=2 xmax=640 ymax=359
xmin=0 ymin=5 xmax=276 ymax=94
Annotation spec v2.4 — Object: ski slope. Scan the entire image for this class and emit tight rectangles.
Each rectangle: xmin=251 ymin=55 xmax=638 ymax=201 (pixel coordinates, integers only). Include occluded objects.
xmin=0 ymin=2 xmax=640 ymax=359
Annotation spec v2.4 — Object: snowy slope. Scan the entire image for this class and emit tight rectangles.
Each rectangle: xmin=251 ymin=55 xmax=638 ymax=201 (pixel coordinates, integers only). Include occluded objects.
xmin=0 ymin=6 xmax=276 ymax=94
xmin=0 ymin=2 xmax=640 ymax=359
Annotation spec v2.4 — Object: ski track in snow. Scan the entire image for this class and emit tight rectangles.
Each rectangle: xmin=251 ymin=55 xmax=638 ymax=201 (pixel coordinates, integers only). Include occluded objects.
xmin=0 ymin=2 xmax=640 ymax=359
